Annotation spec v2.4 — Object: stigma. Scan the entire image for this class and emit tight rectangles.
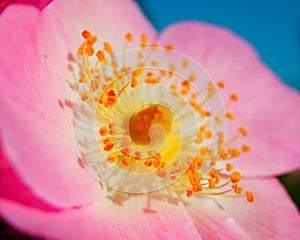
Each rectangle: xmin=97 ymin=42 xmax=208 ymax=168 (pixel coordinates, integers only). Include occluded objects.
xmin=68 ymin=29 xmax=254 ymax=202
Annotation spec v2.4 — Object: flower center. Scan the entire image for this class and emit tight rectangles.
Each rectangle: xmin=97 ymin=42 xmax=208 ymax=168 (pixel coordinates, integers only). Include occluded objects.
xmin=129 ymin=104 xmax=172 ymax=146
xmin=67 ymin=30 xmax=254 ymax=202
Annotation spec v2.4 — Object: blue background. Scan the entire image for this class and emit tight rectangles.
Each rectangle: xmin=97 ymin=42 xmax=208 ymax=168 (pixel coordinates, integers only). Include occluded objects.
xmin=136 ymin=0 xmax=300 ymax=90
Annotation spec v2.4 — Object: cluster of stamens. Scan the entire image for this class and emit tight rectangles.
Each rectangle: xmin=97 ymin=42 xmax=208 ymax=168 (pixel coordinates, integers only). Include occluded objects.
xmin=67 ymin=29 xmax=254 ymax=202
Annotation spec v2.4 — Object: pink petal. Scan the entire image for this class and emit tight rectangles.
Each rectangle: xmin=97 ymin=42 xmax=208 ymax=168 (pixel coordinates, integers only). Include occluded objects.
xmin=0 ymin=144 xmax=57 ymax=211
xmin=183 ymin=197 xmax=249 ymax=240
xmin=0 ymin=0 xmax=52 ymax=12
xmin=0 ymin=192 xmax=202 ymax=240
xmin=38 ymin=0 xmax=157 ymax=79
xmin=15 ymin=0 xmax=52 ymax=9
xmin=215 ymin=178 xmax=300 ymax=239
xmin=158 ymin=22 xmax=300 ymax=176
xmin=0 ymin=5 xmax=101 ymax=208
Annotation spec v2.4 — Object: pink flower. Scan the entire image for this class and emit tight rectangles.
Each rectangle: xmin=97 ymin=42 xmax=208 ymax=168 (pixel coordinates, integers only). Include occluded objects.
xmin=1 ymin=0 xmax=300 ymax=239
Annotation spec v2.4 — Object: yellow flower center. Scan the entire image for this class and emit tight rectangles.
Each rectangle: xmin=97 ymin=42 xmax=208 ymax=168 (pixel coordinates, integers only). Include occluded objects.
xmin=67 ymin=29 xmax=254 ymax=202
xmin=129 ymin=104 xmax=172 ymax=146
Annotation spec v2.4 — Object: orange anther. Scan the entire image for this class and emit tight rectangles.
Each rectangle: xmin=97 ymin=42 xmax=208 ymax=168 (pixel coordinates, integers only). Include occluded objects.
xmin=152 ymin=152 xmax=162 ymax=161
xmin=121 ymin=157 xmax=130 ymax=166
xmin=78 ymin=76 xmax=86 ymax=83
xmin=169 ymin=64 xmax=176 ymax=72
xmin=191 ymin=93 xmax=197 ymax=100
xmin=87 ymin=36 xmax=97 ymax=45
xmin=107 ymin=90 xmax=116 ymax=96
xmin=150 ymin=43 xmax=159 ymax=49
xmin=200 ymin=148 xmax=208 ymax=156
xmin=208 ymin=178 xmax=216 ymax=189
xmin=146 ymin=71 xmax=154 ymax=77
xmin=188 ymin=72 xmax=197 ymax=82
xmin=234 ymin=186 xmax=243 ymax=194
xmin=189 ymin=172 xmax=200 ymax=185
xmin=231 ymin=171 xmax=241 ymax=183
xmin=159 ymin=69 xmax=166 ymax=77
xmin=99 ymin=126 xmax=108 ymax=136
xmin=217 ymin=81 xmax=225 ymax=89
xmin=205 ymin=131 xmax=212 ymax=139
xmin=151 ymin=60 xmax=158 ymax=66
xmin=141 ymin=34 xmax=147 ymax=42
xmin=238 ymin=127 xmax=248 ymax=137
xmin=225 ymin=112 xmax=234 ymax=120
xmin=131 ymin=77 xmax=137 ymax=88
xmin=220 ymin=150 xmax=228 ymax=160
xmin=102 ymin=138 xmax=114 ymax=151
xmin=82 ymin=30 xmax=92 ymax=39
xmin=107 ymin=155 xmax=116 ymax=163
xmin=108 ymin=122 xmax=114 ymax=135
xmin=103 ymin=42 xmax=113 ymax=54
xmin=209 ymin=169 xmax=218 ymax=178
xmin=199 ymin=126 xmax=205 ymax=135
xmin=241 ymin=144 xmax=251 ymax=153
xmin=214 ymin=173 xmax=221 ymax=184
xmin=106 ymin=96 xmax=117 ymax=105
xmin=81 ymin=92 xmax=89 ymax=101
xmin=125 ymin=33 xmax=133 ymax=41
xmin=196 ymin=157 xmax=204 ymax=167
xmin=170 ymin=84 xmax=177 ymax=90
xmin=96 ymin=50 xmax=105 ymax=62
xmin=85 ymin=45 xmax=94 ymax=56
xmin=230 ymin=94 xmax=239 ymax=101
xmin=228 ymin=148 xmax=241 ymax=158
xmin=246 ymin=191 xmax=254 ymax=202
xmin=226 ymin=163 xmax=234 ymax=172
xmin=132 ymin=69 xmax=142 ymax=77
xmin=182 ymin=59 xmax=189 ymax=68
xmin=186 ymin=189 xmax=193 ymax=198
xmin=165 ymin=44 xmax=174 ymax=51
xmin=145 ymin=78 xmax=159 ymax=84
xmin=144 ymin=159 xmax=153 ymax=167
xmin=192 ymin=184 xmax=202 ymax=192
xmin=153 ymin=159 xmax=161 ymax=168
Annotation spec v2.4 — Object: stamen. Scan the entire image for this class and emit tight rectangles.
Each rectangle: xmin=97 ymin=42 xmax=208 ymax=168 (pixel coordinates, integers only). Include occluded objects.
xmin=230 ymin=94 xmax=239 ymax=101
xmin=226 ymin=163 xmax=234 ymax=172
xmin=246 ymin=191 xmax=254 ymax=202
xmin=125 ymin=33 xmax=133 ymax=42
xmin=241 ymin=144 xmax=251 ymax=153
xmin=131 ymin=77 xmax=137 ymax=88
xmin=99 ymin=126 xmax=108 ymax=136
xmin=73 ymin=30 xmax=254 ymax=203
xmin=103 ymin=42 xmax=113 ymax=54
xmin=165 ymin=44 xmax=174 ymax=51
xmin=231 ymin=172 xmax=241 ymax=183
xmin=121 ymin=157 xmax=130 ymax=166
xmin=107 ymin=155 xmax=116 ymax=163
xmin=225 ymin=112 xmax=234 ymax=120
xmin=140 ymin=34 xmax=147 ymax=48
xmin=217 ymin=81 xmax=225 ymax=89
xmin=238 ymin=127 xmax=248 ymax=137
xmin=81 ymin=30 xmax=93 ymax=39
xmin=96 ymin=50 xmax=106 ymax=62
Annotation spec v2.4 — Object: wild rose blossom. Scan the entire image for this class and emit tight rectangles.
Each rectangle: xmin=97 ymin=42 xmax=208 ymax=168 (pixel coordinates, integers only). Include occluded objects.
xmin=0 ymin=0 xmax=300 ymax=239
